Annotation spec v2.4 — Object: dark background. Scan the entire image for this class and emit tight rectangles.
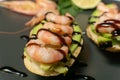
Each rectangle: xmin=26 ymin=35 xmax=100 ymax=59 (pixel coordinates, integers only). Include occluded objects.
xmin=0 ymin=0 xmax=120 ymax=80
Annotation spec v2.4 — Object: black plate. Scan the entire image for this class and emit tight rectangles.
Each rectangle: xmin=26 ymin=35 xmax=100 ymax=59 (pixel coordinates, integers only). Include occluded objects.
xmin=0 ymin=0 xmax=120 ymax=80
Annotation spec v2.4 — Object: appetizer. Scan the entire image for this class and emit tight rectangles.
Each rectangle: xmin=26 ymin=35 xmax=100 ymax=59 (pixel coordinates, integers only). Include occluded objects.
xmin=23 ymin=12 xmax=83 ymax=76
xmin=87 ymin=2 xmax=120 ymax=52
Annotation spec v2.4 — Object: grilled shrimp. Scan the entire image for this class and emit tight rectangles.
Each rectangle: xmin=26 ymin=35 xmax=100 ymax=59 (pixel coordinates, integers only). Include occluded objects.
xmin=97 ymin=2 xmax=118 ymax=13
xmin=25 ymin=0 xmax=58 ymax=27
xmin=37 ymin=29 xmax=72 ymax=46
xmin=43 ymin=22 xmax=73 ymax=35
xmin=63 ymin=36 xmax=72 ymax=46
xmin=25 ymin=8 xmax=59 ymax=27
xmin=26 ymin=39 xmax=68 ymax=64
xmin=42 ymin=22 xmax=73 ymax=45
xmin=96 ymin=2 xmax=120 ymax=23
xmin=46 ymin=12 xmax=73 ymax=25
xmin=36 ymin=0 xmax=57 ymax=10
xmin=96 ymin=23 xmax=116 ymax=33
xmin=37 ymin=29 xmax=64 ymax=47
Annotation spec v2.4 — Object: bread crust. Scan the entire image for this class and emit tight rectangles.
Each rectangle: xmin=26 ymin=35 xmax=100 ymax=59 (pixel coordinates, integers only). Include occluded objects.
xmin=86 ymin=26 xmax=120 ymax=52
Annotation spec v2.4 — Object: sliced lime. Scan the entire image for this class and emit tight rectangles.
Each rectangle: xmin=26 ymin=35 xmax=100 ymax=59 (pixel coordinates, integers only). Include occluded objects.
xmin=72 ymin=0 xmax=101 ymax=9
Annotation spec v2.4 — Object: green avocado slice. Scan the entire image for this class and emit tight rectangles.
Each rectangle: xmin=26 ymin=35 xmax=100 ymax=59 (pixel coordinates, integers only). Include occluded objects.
xmin=69 ymin=43 xmax=78 ymax=53
xmin=89 ymin=10 xmax=102 ymax=23
xmin=73 ymin=25 xmax=82 ymax=32
xmin=72 ymin=34 xmax=81 ymax=42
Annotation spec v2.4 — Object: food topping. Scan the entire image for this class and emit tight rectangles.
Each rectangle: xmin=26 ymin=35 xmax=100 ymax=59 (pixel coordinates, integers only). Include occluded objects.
xmin=88 ymin=2 xmax=120 ymax=50
xmin=96 ymin=19 xmax=120 ymax=34
xmin=25 ymin=12 xmax=82 ymax=65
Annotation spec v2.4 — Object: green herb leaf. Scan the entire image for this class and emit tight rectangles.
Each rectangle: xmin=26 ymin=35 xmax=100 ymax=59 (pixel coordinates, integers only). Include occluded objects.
xmin=57 ymin=0 xmax=83 ymax=17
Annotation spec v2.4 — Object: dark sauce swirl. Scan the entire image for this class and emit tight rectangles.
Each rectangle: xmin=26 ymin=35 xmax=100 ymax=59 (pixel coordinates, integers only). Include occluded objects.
xmin=65 ymin=73 xmax=95 ymax=80
xmin=104 ymin=19 xmax=120 ymax=24
xmin=74 ymin=74 xmax=95 ymax=80
xmin=20 ymin=34 xmax=37 ymax=42
xmin=0 ymin=66 xmax=27 ymax=77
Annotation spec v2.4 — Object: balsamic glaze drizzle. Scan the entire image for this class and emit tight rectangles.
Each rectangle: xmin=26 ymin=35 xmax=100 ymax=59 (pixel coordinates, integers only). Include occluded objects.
xmin=20 ymin=34 xmax=37 ymax=42
xmin=74 ymin=74 xmax=95 ymax=80
xmin=66 ymin=73 xmax=95 ymax=80
xmin=0 ymin=66 xmax=28 ymax=77
xmin=20 ymin=35 xmax=29 ymax=41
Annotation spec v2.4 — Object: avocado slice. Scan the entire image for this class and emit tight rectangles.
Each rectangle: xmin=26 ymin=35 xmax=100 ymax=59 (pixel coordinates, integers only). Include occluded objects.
xmin=30 ymin=23 xmax=43 ymax=36
xmin=39 ymin=64 xmax=54 ymax=71
xmin=70 ymin=24 xmax=82 ymax=53
xmin=30 ymin=20 xmax=47 ymax=36
xmin=97 ymin=36 xmax=112 ymax=49
xmin=73 ymin=25 xmax=82 ymax=32
xmin=98 ymin=36 xmax=111 ymax=42
xmin=115 ymin=36 xmax=120 ymax=41
xmin=40 ymin=62 xmax=68 ymax=74
xmin=54 ymin=66 xmax=68 ymax=74
xmin=72 ymin=24 xmax=82 ymax=43
xmin=101 ymin=33 xmax=112 ymax=38
xmin=89 ymin=10 xmax=102 ymax=23
xmin=72 ymin=34 xmax=81 ymax=42
xmin=70 ymin=44 xmax=78 ymax=53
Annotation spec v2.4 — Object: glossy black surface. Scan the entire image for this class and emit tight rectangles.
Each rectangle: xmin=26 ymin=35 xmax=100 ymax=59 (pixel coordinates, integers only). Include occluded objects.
xmin=0 ymin=0 xmax=120 ymax=80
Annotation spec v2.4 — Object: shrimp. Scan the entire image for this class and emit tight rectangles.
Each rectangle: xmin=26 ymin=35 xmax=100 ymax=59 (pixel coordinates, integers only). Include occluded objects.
xmin=37 ymin=29 xmax=64 ymax=47
xmin=35 ymin=0 xmax=57 ymax=10
xmin=46 ymin=12 xmax=73 ymax=25
xmin=97 ymin=2 xmax=120 ymax=19
xmin=42 ymin=22 xmax=73 ymax=45
xmin=43 ymin=22 xmax=73 ymax=35
xmin=97 ymin=2 xmax=118 ymax=13
xmin=26 ymin=40 xmax=68 ymax=64
xmin=24 ymin=0 xmax=58 ymax=27
xmin=25 ymin=8 xmax=59 ymax=27
xmin=95 ymin=2 xmax=120 ymax=25
xmin=37 ymin=29 xmax=72 ymax=46
xmin=0 ymin=1 xmax=41 ymax=16
xmin=63 ymin=36 xmax=72 ymax=46
xmin=96 ymin=23 xmax=115 ymax=34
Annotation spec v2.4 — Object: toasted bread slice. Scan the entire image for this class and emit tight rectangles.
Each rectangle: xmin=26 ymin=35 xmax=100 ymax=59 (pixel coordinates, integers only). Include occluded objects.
xmin=23 ymin=20 xmax=84 ymax=76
